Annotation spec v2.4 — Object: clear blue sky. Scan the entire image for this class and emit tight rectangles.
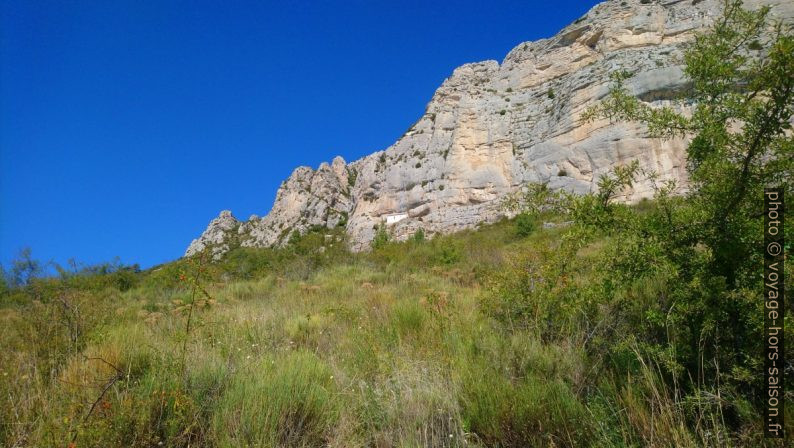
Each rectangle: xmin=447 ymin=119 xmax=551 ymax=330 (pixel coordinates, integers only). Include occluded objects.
xmin=1 ymin=0 xmax=599 ymax=269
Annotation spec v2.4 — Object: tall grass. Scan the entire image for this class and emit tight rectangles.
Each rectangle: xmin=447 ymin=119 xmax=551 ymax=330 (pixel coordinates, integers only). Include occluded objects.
xmin=0 ymin=215 xmax=787 ymax=447
xmin=213 ymin=351 xmax=339 ymax=447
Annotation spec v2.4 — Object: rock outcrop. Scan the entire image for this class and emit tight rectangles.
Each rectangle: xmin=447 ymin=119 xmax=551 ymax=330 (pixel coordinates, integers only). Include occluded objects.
xmin=185 ymin=210 xmax=240 ymax=260
xmin=186 ymin=0 xmax=793 ymax=258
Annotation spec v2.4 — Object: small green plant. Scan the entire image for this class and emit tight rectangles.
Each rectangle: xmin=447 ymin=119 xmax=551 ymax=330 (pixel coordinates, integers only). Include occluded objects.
xmin=287 ymin=230 xmax=302 ymax=246
xmin=434 ymin=240 xmax=461 ymax=265
xmin=547 ymin=88 xmax=555 ymax=99
xmin=499 ymin=109 xmax=506 ymax=115
xmin=347 ymin=168 xmax=357 ymax=187
xmin=412 ymin=228 xmax=425 ymax=242
xmin=514 ymin=212 xmax=536 ymax=237
xmin=371 ymin=224 xmax=391 ymax=250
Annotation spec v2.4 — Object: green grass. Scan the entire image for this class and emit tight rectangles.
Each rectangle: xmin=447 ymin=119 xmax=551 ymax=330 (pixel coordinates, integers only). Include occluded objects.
xmin=213 ymin=351 xmax=339 ymax=447
xmin=0 ymin=214 xmax=789 ymax=447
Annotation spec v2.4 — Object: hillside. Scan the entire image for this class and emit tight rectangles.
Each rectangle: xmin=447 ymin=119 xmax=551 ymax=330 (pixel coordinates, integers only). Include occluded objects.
xmin=186 ymin=0 xmax=793 ymax=259
xmin=4 ymin=205 xmax=791 ymax=446
xmin=4 ymin=216 xmax=599 ymax=446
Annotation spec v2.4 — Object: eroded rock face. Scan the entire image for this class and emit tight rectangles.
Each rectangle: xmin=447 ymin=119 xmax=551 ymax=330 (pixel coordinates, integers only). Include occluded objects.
xmin=185 ymin=210 xmax=240 ymax=260
xmin=186 ymin=0 xmax=793 ymax=257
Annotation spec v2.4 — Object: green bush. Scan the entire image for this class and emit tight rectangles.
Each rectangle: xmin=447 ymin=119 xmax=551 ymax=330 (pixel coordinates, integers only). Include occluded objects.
xmin=371 ymin=224 xmax=391 ymax=250
xmin=514 ymin=213 xmax=536 ymax=237
xmin=434 ymin=240 xmax=461 ymax=265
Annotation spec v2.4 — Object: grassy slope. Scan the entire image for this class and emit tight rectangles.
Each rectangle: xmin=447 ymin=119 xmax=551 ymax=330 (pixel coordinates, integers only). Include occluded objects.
xmin=0 ymin=215 xmax=787 ymax=447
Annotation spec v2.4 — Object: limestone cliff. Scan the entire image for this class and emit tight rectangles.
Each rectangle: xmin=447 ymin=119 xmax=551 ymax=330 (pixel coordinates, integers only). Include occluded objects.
xmin=186 ymin=0 xmax=793 ymax=258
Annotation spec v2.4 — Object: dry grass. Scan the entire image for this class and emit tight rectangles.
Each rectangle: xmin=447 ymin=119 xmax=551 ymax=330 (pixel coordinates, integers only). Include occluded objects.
xmin=0 ymin=218 xmax=783 ymax=447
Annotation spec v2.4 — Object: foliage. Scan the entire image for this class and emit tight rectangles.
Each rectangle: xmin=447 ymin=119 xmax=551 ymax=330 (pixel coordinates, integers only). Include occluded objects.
xmin=514 ymin=212 xmax=536 ymax=237
xmin=580 ymin=0 xmax=793 ymax=400
xmin=8 ymin=247 xmax=43 ymax=287
xmin=371 ymin=223 xmax=391 ymax=250
xmin=488 ymin=1 xmax=794 ymax=443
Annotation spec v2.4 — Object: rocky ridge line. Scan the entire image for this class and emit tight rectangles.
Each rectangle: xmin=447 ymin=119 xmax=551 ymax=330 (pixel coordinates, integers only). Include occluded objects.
xmin=186 ymin=0 xmax=793 ymax=259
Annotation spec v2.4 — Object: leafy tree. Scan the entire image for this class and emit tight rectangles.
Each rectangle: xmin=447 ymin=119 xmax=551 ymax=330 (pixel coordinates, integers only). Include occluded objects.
xmin=10 ymin=247 xmax=42 ymax=287
xmin=579 ymin=0 xmax=792 ymax=408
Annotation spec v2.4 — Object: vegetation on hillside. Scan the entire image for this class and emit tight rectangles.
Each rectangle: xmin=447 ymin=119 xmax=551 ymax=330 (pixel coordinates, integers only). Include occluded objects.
xmin=1 ymin=1 xmax=791 ymax=446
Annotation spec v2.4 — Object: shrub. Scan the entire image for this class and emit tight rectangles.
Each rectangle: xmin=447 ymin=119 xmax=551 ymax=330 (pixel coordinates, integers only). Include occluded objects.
xmin=433 ymin=240 xmax=461 ymax=265
xmin=371 ymin=224 xmax=391 ymax=250
xmin=514 ymin=212 xmax=536 ymax=237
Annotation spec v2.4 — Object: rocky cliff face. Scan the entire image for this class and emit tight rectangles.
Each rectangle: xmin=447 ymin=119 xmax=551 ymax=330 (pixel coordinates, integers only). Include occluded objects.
xmin=186 ymin=0 xmax=793 ymax=258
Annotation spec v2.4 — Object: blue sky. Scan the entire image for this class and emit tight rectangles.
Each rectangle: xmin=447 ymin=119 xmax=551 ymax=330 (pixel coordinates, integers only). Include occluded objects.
xmin=1 ymin=0 xmax=600 ymax=269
